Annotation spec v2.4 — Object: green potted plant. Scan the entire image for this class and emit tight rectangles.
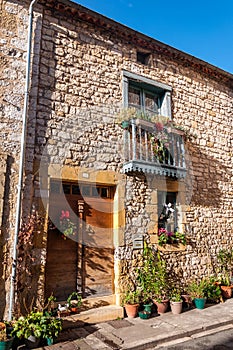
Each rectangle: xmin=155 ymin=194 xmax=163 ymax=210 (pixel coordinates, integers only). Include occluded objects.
xmin=12 ymin=311 xmax=45 ymax=348
xmin=0 ymin=321 xmax=14 ymax=350
xmin=136 ymin=243 xmax=157 ymax=315
xmin=151 ymin=253 xmax=169 ymax=314
xmin=12 ymin=311 xmax=63 ymax=349
xmin=67 ymin=292 xmax=82 ymax=313
xmin=122 ymin=287 xmax=141 ymax=318
xmin=217 ymin=249 xmax=233 ymax=298
xmin=42 ymin=317 xmax=62 ymax=346
xmin=187 ymin=279 xmax=207 ymax=309
xmin=169 ymin=288 xmax=183 ymax=314
xmin=203 ymin=276 xmax=222 ymax=303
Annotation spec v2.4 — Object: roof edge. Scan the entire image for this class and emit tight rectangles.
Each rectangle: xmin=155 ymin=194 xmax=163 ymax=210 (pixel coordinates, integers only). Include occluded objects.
xmin=40 ymin=0 xmax=233 ymax=87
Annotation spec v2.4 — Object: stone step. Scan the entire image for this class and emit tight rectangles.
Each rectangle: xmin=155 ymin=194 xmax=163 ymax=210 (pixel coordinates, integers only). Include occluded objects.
xmin=62 ymin=305 xmax=124 ymax=329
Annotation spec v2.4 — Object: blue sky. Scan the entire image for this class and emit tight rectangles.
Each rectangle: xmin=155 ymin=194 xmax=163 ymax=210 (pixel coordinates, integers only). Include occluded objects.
xmin=73 ymin=0 xmax=233 ymax=74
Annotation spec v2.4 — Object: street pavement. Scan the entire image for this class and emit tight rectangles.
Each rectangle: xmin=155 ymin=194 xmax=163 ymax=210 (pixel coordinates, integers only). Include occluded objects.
xmin=37 ymin=298 xmax=233 ymax=350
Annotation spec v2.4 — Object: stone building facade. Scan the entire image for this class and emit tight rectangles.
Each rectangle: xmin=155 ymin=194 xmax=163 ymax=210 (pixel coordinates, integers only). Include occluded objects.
xmin=0 ymin=0 xmax=233 ymax=318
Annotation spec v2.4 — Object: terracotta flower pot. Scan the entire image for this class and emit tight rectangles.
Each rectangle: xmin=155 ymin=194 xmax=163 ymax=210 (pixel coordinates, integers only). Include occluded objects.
xmin=181 ymin=294 xmax=193 ymax=309
xmin=220 ymin=285 xmax=232 ymax=299
xmin=153 ymin=299 xmax=169 ymax=314
xmin=170 ymin=301 xmax=183 ymax=314
xmin=124 ymin=303 xmax=139 ymax=318
xmin=70 ymin=307 xmax=78 ymax=313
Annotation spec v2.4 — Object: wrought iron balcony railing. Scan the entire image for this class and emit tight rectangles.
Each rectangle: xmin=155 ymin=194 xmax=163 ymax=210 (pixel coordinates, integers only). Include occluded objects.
xmin=122 ymin=119 xmax=186 ymax=178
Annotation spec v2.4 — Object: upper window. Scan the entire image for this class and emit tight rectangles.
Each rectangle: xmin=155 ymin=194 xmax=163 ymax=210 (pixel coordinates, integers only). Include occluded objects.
xmin=128 ymin=84 xmax=159 ymax=117
xmin=136 ymin=51 xmax=151 ymax=65
xmin=123 ymin=71 xmax=172 ymax=119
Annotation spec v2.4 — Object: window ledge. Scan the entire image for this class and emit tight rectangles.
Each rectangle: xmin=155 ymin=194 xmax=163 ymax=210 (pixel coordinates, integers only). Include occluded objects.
xmin=157 ymin=243 xmax=186 ymax=252
xmin=149 ymin=234 xmax=186 ymax=251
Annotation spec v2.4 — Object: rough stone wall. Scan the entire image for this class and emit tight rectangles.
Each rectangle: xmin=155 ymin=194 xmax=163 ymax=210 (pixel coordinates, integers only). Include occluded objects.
xmin=0 ymin=0 xmax=44 ymax=316
xmin=0 ymin=0 xmax=28 ymax=316
xmin=35 ymin=3 xmax=233 ymax=287
xmin=0 ymin=0 xmax=233 ymax=313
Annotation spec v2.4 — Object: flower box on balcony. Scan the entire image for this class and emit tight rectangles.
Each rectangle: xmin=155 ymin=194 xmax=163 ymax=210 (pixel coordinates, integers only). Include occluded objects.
xmin=122 ymin=118 xmax=187 ymax=178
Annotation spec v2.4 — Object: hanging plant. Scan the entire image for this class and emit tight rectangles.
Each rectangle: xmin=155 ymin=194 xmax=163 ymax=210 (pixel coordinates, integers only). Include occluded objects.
xmin=48 ymin=210 xmax=77 ymax=240
xmin=59 ymin=210 xmax=77 ymax=239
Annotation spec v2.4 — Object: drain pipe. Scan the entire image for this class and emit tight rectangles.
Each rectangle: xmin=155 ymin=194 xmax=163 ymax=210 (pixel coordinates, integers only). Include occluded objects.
xmin=8 ymin=0 xmax=38 ymax=321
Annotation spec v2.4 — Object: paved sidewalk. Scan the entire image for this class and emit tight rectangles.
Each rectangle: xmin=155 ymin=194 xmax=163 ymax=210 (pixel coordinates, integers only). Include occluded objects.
xmin=38 ymin=299 xmax=233 ymax=350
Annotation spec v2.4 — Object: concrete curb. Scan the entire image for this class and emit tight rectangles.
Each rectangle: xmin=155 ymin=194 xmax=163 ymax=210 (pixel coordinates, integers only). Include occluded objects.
xmin=122 ymin=319 xmax=233 ymax=350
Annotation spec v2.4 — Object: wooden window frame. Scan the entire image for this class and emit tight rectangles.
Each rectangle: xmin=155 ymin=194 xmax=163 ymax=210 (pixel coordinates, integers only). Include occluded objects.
xmin=122 ymin=70 xmax=172 ymax=118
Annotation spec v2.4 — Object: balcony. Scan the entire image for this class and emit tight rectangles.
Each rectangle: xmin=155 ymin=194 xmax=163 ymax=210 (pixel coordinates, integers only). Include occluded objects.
xmin=122 ymin=119 xmax=186 ymax=178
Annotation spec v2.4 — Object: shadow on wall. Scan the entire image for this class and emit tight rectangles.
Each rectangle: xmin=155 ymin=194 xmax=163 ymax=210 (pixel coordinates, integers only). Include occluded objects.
xmin=187 ymin=141 xmax=231 ymax=208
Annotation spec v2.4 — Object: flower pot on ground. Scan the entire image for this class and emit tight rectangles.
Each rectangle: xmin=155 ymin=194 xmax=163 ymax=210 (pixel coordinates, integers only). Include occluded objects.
xmin=153 ymin=299 xmax=169 ymax=314
xmin=12 ymin=311 xmax=62 ymax=348
xmin=203 ymin=276 xmax=222 ymax=303
xmin=24 ymin=335 xmax=41 ymax=349
xmin=46 ymin=337 xmax=54 ymax=346
xmin=220 ymin=285 xmax=232 ymax=299
xmin=217 ymin=273 xmax=233 ymax=299
xmin=143 ymin=303 xmax=153 ymax=314
xmin=169 ymin=288 xmax=183 ymax=315
xmin=0 ymin=338 xmax=14 ymax=350
xmin=187 ymin=279 xmax=207 ymax=309
xmin=149 ymin=253 xmax=169 ymax=314
xmin=124 ymin=303 xmax=139 ymax=318
xmin=122 ymin=288 xmax=141 ymax=318
xmin=181 ymin=294 xmax=193 ymax=309
xmin=217 ymin=249 xmax=233 ymax=299
xmin=67 ymin=292 xmax=82 ymax=313
xmin=193 ymin=298 xmax=206 ymax=310
xmin=138 ymin=310 xmax=150 ymax=319
xmin=170 ymin=301 xmax=183 ymax=315
xmin=0 ymin=322 xmax=14 ymax=350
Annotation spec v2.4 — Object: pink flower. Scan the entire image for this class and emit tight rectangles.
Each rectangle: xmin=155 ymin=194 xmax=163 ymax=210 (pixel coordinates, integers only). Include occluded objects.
xmin=155 ymin=122 xmax=164 ymax=132
xmin=60 ymin=210 xmax=70 ymax=220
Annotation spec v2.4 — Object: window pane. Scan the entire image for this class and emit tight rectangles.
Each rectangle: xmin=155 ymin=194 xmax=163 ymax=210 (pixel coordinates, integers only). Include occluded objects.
xmin=158 ymin=191 xmax=177 ymax=232
xmin=128 ymin=86 xmax=141 ymax=109
xmin=145 ymin=92 xmax=158 ymax=114
xmin=81 ymin=186 xmax=90 ymax=197
xmin=100 ymin=187 xmax=109 ymax=198
xmin=50 ymin=181 xmax=61 ymax=194
xmin=62 ymin=184 xmax=71 ymax=194
xmin=72 ymin=185 xmax=80 ymax=195
xmin=92 ymin=186 xmax=99 ymax=197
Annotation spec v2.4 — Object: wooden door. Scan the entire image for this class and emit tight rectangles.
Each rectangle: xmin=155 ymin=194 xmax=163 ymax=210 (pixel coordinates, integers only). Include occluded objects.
xmin=45 ymin=183 xmax=114 ymax=301
xmin=45 ymin=199 xmax=79 ymax=301
xmin=79 ymin=198 xmax=114 ymax=298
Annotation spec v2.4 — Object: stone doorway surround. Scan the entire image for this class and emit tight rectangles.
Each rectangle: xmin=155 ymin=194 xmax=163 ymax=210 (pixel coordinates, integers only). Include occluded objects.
xmin=38 ymin=164 xmax=126 ymax=307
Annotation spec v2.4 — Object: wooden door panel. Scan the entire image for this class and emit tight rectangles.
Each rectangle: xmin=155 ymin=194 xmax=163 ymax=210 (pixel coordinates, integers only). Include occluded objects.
xmin=46 ymin=187 xmax=114 ymax=301
xmin=45 ymin=199 xmax=78 ymax=301
xmin=83 ymin=247 xmax=114 ymax=297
